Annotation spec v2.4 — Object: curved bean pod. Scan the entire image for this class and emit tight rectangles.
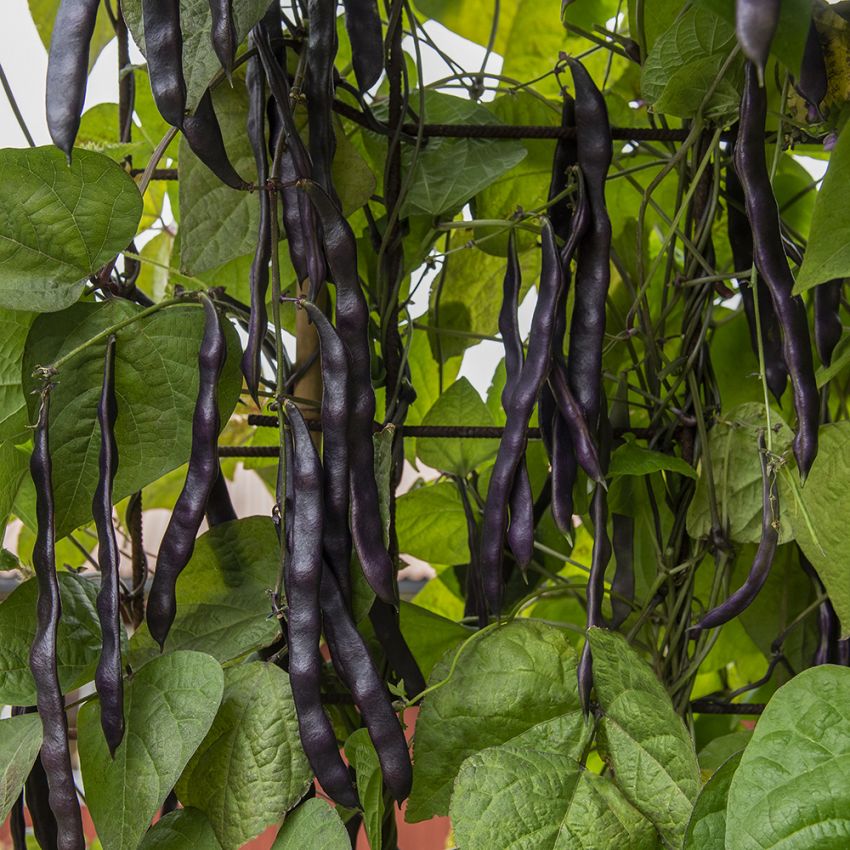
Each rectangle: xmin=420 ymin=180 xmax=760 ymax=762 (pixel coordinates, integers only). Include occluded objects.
xmin=205 ymin=465 xmax=237 ymax=527
xmin=283 ymin=400 xmax=359 ymax=808
xmin=566 ymin=58 xmax=612 ymax=433
xmin=735 ymin=0 xmax=779 ymax=80
xmin=147 ymin=296 xmax=226 ymax=648
xmin=30 ymin=392 xmax=85 ymax=850
xmin=692 ymin=432 xmax=778 ymax=631
xmin=320 ymin=565 xmax=412 ymax=801
xmin=306 ymin=0 xmax=338 ymax=198
xmin=182 ymin=88 xmax=249 ymax=190
xmin=300 ymin=180 xmax=397 ymax=605
xmin=797 ymin=22 xmax=828 ymax=120
xmin=92 ymin=336 xmax=124 ymax=756
xmin=609 ymin=513 xmax=635 ymax=629
xmin=341 ymin=0 xmax=384 ymax=91
xmin=369 ymin=599 xmax=427 ymax=697
xmin=814 ymin=279 xmax=843 ymax=367
xmin=735 ymin=62 xmax=819 ymax=476
xmin=26 ymin=743 xmax=59 ymax=850
xmin=45 ymin=0 xmax=100 ymax=158
xmin=142 ymin=0 xmax=186 ymax=127
xmin=300 ymin=300 xmax=353 ymax=603
xmin=208 ymin=0 xmax=236 ymax=78
xmin=10 ymin=790 xmax=25 ymax=850
xmin=548 ymin=92 xmax=577 ymax=246
xmin=550 ymin=415 xmax=577 ymax=535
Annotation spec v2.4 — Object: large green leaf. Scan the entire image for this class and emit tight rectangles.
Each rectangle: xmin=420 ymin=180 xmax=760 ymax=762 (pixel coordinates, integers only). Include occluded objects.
xmin=344 ymin=730 xmax=384 ymax=850
xmin=451 ymin=745 xmax=658 ymax=849
xmin=791 ymin=422 xmax=850 ymax=637
xmin=417 ymin=378 xmax=500 ymax=475
xmin=683 ymin=751 xmax=742 ymax=850
xmin=129 ymin=517 xmax=281 ymax=667
xmin=0 ymin=713 xmax=43 ymax=823
xmin=398 ymin=601 xmax=469 ymax=680
xmin=21 ymin=300 xmax=242 ymax=538
xmin=137 ymin=808 xmax=222 ymax=850
xmin=0 ymin=572 xmax=105 ymax=704
xmin=78 ymin=651 xmax=225 ymax=850
xmin=588 ymin=628 xmax=700 ymax=848
xmin=794 ymin=122 xmax=850 ymax=293
xmin=271 ymin=798 xmax=349 ymax=849
xmin=0 ymin=310 xmax=34 ymax=442
xmin=726 ymin=666 xmax=850 ymax=848
xmin=395 ymin=481 xmax=470 ymax=565
xmin=686 ymin=403 xmax=794 ymax=545
xmin=609 ymin=438 xmax=696 ymax=479
xmin=121 ymin=0 xmax=269 ymax=110
xmin=0 ymin=442 xmax=28 ymax=527
xmin=0 ymin=147 xmax=142 ymax=312
xmin=407 ymin=620 xmax=589 ymax=822
xmin=28 ymin=0 xmax=114 ymax=72
xmin=176 ymin=663 xmax=311 ymax=850
xmin=641 ymin=6 xmax=743 ymax=122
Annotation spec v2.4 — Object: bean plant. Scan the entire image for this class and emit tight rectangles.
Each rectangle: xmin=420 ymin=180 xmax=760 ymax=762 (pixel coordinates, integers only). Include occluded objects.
xmin=1 ymin=0 xmax=850 ymax=848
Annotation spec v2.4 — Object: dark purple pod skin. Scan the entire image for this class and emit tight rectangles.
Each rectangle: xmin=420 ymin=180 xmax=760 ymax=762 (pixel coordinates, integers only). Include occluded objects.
xmin=284 ymin=400 xmax=359 ymax=809
xmin=300 ymin=180 xmax=398 ymax=606
xmin=341 ymin=0 xmax=384 ymax=91
xmin=321 ymin=565 xmax=413 ymax=801
xmin=796 ymin=22 xmax=828 ymax=119
xmin=300 ymin=300 xmax=353 ymax=603
xmin=566 ymin=58 xmax=613 ymax=433
xmin=369 ymin=598 xmax=427 ymax=697
xmin=305 ymin=0 xmax=338 ymax=199
xmin=26 ymin=742 xmax=59 ymax=850
xmin=550 ymin=415 xmax=576 ymax=535
xmin=29 ymin=393 xmax=86 ymax=850
xmin=182 ymin=88 xmax=249 ymax=190
xmin=10 ymin=789 xmax=25 ymax=850
xmin=814 ymin=279 xmax=843 ymax=367
xmin=609 ymin=513 xmax=635 ymax=628
xmin=147 ymin=297 xmax=226 ymax=648
xmin=205 ymin=465 xmax=238 ymax=527
xmin=548 ymin=92 xmax=577 ymax=246
xmin=142 ymin=0 xmax=187 ymax=127
xmin=736 ymin=0 xmax=780 ymax=80
xmin=735 ymin=62 xmax=819 ymax=477
xmin=692 ymin=432 xmax=778 ymax=632
xmin=45 ymin=0 xmax=101 ymax=158
xmin=92 ymin=335 xmax=124 ymax=756
xmin=208 ymin=0 xmax=237 ymax=77
xmin=726 ymin=159 xmax=788 ymax=402
xmin=241 ymin=44 xmax=272 ymax=403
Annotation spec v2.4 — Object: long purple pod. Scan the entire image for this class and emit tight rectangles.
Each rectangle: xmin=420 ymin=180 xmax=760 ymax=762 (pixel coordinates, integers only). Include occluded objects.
xmin=29 ymin=393 xmax=85 ymax=850
xmin=300 ymin=180 xmax=397 ymax=605
xmin=735 ymin=62 xmax=819 ymax=476
xmin=814 ymin=279 xmax=843 ymax=367
xmin=566 ymin=58 xmax=613 ymax=433
xmin=735 ymin=0 xmax=780 ymax=80
xmin=550 ymin=416 xmax=577 ymax=535
xmin=142 ymin=0 xmax=186 ymax=127
xmin=300 ymin=300 xmax=353 ymax=604
xmin=341 ymin=0 xmax=384 ymax=91
xmin=369 ymin=599 xmax=427 ymax=697
xmin=548 ymin=92 xmax=577 ymax=245
xmin=609 ymin=513 xmax=635 ymax=629
xmin=726 ymin=159 xmax=788 ymax=402
xmin=26 ymin=741 xmax=59 ymax=850
xmin=147 ymin=297 xmax=226 ymax=648
xmin=797 ymin=22 xmax=828 ymax=120
xmin=92 ymin=336 xmax=124 ymax=756
xmin=241 ymin=44 xmax=272 ymax=402
xmin=320 ymin=566 xmax=413 ymax=801
xmin=208 ymin=0 xmax=236 ymax=77
xmin=283 ymin=401 xmax=359 ymax=808
xmin=692 ymin=433 xmax=778 ymax=632
xmin=480 ymin=219 xmax=564 ymax=614
xmin=45 ymin=0 xmax=101 ymax=158
xmin=205 ymin=465 xmax=237 ymax=527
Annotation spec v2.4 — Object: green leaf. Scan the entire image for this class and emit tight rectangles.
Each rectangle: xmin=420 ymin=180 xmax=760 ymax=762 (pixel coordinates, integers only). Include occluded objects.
xmin=609 ymin=439 xmax=697 ymax=479
xmin=78 ymin=651 xmax=225 ymax=850
xmin=22 ymin=300 xmax=242 ymax=538
xmin=121 ymin=0 xmax=269 ymax=110
xmin=683 ymin=751 xmax=742 ymax=850
xmin=791 ymin=422 xmax=850 ymax=637
xmin=175 ymin=663 xmax=312 ymax=850
xmin=344 ymin=730 xmax=384 ymax=850
xmin=405 ymin=330 xmax=461 ymax=428
xmin=395 ymin=481 xmax=470 ymax=565
xmin=128 ymin=517 xmax=281 ymax=667
xmin=417 ymin=378 xmax=500 ymax=475
xmin=0 ymin=310 xmax=35 ymax=442
xmin=427 ymin=237 xmax=540 ymax=360
xmin=641 ymin=7 xmax=743 ymax=121
xmin=794 ymin=122 xmax=850 ymax=293
xmin=407 ymin=620 xmax=589 ymax=822
xmin=816 ymin=334 xmax=850 ymax=388
xmin=138 ymin=809 xmax=222 ymax=850
xmin=0 ymin=147 xmax=142 ymax=312
xmin=697 ymin=732 xmax=751 ymax=772
xmin=0 ymin=713 xmax=43 ymax=823
xmin=0 ymin=573 xmax=105 ymax=704
xmin=686 ymin=403 xmax=795 ymax=545
xmin=451 ymin=745 xmax=658 ymax=850
xmin=0 ymin=442 xmax=29 ymax=526
xmin=399 ymin=601 xmax=469 ymax=680
xmin=271 ymin=798 xmax=349 ymax=850
xmin=28 ymin=0 xmax=115 ymax=72
xmin=726 ymin=666 xmax=850 ymax=848
xmin=588 ymin=628 xmax=700 ymax=848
